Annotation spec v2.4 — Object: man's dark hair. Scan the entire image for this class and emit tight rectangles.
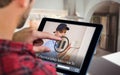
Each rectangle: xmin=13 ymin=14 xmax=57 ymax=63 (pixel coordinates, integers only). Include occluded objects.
xmin=0 ymin=0 xmax=12 ymax=8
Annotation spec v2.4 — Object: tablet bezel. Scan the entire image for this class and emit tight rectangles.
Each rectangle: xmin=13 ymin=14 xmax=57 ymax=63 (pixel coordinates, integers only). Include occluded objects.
xmin=38 ymin=17 xmax=103 ymax=75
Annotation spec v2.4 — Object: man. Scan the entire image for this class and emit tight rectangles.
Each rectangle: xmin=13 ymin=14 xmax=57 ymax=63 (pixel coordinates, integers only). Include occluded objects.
xmin=40 ymin=23 xmax=71 ymax=60
xmin=0 ymin=0 xmax=61 ymax=75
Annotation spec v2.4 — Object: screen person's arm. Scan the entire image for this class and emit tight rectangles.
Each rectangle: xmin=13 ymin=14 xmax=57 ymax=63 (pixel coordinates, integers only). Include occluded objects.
xmin=58 ymin=44 xmax=71 ymax=60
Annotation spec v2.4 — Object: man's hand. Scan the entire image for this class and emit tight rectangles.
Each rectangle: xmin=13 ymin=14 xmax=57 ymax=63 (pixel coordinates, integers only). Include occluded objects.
xmin=13 ymin=27 xmax=61 ymax=53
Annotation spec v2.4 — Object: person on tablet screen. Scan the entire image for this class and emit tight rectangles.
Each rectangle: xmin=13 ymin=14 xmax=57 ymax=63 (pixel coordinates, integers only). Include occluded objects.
xmin=40 ymin=23 xmax=71 ymax=61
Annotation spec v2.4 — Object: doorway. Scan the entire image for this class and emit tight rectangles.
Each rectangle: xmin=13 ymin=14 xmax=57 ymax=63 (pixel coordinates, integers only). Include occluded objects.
xmin=91 ymin=1 xmax=119 ymax=52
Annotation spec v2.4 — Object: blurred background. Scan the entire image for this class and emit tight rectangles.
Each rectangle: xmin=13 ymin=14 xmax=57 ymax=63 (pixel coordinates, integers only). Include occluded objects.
xmin=17 ymin=0 xmax=120 ymax=75
xmin=18 ymin=0 xmax=120 ymax=57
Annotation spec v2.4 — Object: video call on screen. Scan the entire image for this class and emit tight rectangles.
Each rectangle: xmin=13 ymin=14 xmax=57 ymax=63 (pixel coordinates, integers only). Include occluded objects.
xmin=39 ymin=21 xmax=96 ymax=73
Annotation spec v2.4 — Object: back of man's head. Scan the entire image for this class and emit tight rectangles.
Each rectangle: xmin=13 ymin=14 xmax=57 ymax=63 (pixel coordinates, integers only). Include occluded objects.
xmin=0 ymin=0 xmax=12 ymax=8
xmin=0 ymin=0 xmax=34 ymax=40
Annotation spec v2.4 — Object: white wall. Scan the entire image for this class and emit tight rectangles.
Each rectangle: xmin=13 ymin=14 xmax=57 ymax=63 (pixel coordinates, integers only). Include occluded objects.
xmin=76 ymin=0 xmax=85 ymax=18
xmin=84 ymin=0 xmax=109 ymax=22
xmin=33 ymin=0 xmax=64 ymax=10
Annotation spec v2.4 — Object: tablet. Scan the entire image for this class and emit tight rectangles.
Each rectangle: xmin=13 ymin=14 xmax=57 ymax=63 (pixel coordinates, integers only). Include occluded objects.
xmin=38 ymin=17 xmax=103 ymax=75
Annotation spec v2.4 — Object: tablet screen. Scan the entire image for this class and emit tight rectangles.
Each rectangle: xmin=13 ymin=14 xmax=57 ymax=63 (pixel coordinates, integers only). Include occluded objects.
xmin=38 ymin=18 xmax=102 ymax=75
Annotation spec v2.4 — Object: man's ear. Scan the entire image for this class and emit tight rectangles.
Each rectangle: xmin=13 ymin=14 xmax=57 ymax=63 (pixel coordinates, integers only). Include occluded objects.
xmin=17 ymin=0 xmax=30 ymax=8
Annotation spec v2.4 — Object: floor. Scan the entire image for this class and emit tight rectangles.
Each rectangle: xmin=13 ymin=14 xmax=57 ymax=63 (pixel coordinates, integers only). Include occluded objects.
xmin=94 ymin=47 xmax=112 ymax=57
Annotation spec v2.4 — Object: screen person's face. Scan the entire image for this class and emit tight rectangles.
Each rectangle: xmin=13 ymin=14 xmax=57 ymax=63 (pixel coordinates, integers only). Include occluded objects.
xmin=55 ymin=29 xmax=67 ymax=37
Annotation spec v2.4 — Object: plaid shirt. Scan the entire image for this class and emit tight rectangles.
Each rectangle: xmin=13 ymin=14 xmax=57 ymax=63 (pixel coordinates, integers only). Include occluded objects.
xmin=0 ymin=39 xmax=57 ymax=75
